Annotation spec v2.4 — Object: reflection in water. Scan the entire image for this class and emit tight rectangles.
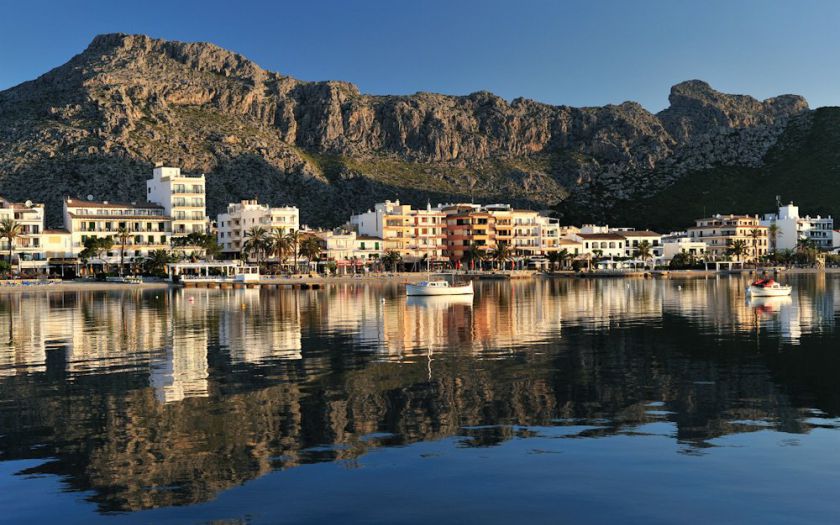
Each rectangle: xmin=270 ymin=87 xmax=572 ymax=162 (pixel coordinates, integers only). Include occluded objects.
xmin=0 ymin=275 xmax=839 ymax=516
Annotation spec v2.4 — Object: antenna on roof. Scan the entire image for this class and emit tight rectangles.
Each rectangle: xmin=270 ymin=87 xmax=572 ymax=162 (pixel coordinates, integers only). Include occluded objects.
xmin=776 ymin=195 xmax=782 ymax=208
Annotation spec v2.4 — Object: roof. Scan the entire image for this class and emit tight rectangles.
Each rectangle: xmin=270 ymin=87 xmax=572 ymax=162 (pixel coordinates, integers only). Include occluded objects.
xmin=577 ymin=233 xmax=626 ymax=241
xmin=43 ymin=229 xmax=70 ymax=234
xmin=68 ymin=213 xmax=170 ymax=220
xmin=620 ymin=230 xmax=661 ymax=238
xmin=557 ymin=238 xmax=583 ymax=245
xmin=65 ymin=198 xmax=164 ymax=210
xmin=357 ymin=235 xmax=384 ymax=241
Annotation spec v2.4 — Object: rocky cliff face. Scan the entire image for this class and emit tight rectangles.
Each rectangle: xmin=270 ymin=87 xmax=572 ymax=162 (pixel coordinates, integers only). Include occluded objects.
xmin=0 ymin=33 xmax=809 ymax=226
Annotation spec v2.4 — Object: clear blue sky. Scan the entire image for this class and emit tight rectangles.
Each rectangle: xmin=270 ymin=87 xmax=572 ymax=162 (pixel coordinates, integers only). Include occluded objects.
xmin=1 ymin=0 xmax=838 ymax=111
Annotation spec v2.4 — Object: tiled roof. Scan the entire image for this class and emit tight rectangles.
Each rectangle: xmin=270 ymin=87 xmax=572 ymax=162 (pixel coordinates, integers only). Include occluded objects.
xmin=577 ymin=233 xmax=626 ymax=241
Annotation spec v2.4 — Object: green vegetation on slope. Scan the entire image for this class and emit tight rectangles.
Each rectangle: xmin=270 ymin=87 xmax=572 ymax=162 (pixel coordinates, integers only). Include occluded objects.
xmin=607 ymin=108 xmax=840 ymax=231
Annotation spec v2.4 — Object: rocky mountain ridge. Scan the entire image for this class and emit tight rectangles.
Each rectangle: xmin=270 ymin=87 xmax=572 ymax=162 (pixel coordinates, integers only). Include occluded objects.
xmin=0 ymin=33 xmax=810 ymax=226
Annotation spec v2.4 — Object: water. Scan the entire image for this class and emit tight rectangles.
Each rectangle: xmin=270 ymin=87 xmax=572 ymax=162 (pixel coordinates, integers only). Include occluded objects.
xmin=1 ymin=275 xmax=839 ymax=524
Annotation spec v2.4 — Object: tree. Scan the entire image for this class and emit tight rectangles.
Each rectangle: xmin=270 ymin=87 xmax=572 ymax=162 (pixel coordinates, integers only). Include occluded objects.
xmin=79 ymin=237 xmax=114 ymax=273
xmin=0 ymin=218 xmax=22 ymax=272
xmin=286 ymin=229 xmax=301 ymax=272
xmin=727 ymin=239 xmax=748 ymax=264
xmin=796 ymin=238 xmax=818 ymax=266
xmin=559 ymin=248 xmax=573 ymax=270
xmin=297 ymin=236 xmax=322 ymax=273
xmin=382 ymin=250 xmax=402 ymax=272
xmin=767 ymin=223 xmax=782 ymax=253
xmin=116 ymin=227 xmax=131 ymax=275
xmin=546 ymin=251 xmax=561 ymax=272
xmin=270 ymin=228 xmax=292 ymax=267
xmin=144 ymin=249 xmax=173 ymax=276
xmin=634 ymin=240 xmax=653 ymax=269
xmin=491 ymin=242 xmax=512 ymax=271
xmin=463 ymin=243 xmax=484 ymax=271
xmin=243 ymin=226 xmax=270 ymax=265
xmin=175 ymin=232 xmax=221 ymax=261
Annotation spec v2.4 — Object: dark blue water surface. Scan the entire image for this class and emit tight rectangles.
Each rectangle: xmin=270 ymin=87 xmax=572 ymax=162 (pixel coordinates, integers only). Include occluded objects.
xmin=1 ymin=275 xmax=840 ymax=524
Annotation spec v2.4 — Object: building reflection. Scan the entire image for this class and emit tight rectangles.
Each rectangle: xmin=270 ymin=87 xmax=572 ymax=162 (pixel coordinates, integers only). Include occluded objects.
xmin=0 ymin=276 xmax=839 ymax=512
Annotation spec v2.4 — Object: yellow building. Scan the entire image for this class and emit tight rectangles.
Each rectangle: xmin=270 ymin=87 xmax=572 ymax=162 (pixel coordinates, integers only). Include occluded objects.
xmin=687 ymin=214 xmax=768 ymax=261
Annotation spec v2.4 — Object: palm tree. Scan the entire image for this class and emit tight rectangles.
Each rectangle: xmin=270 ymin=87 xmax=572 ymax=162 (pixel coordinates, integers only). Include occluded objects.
xmin=243 ymin=226 xmax=270 ymax=265
xmin=286 ymin=229 xmax=302 ymax=273
xmin=382 ymin=250 xmax=402 ymax=272
xmin=559 ymin=248 xmax=573 ymax=270
xmin=298 ymin=236 xmax=322 ymax=273
xmin=144 ymin=249 xmax=173 ymax=276
xmin=727 ymin=239 xmax=748 ymax=264
xmin=270 ymin=228 xmax=292 ymax=268
xmin=634 ymin=240 xmax=652 ymax=269
xmin=491 ymin=242 xmax=512 ymax=271
xmin=116 ymin=227 xmax=131 ymax=275
xmin=464 ymin=243 xmax=484 ymax=271
xmin=0 ymin=218 xmax=22 ymax=272
xmin=767 ymin=223 xmax=782 ymax=253
xmin=546 ymin=251 xmax=561 ymax=272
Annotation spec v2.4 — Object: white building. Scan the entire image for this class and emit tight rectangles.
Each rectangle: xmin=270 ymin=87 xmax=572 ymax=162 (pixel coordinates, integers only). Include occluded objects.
xmin=217 ymin=199 xmax=300 ymax=256
xmin=146 ymin=166 xmax=209 ymax=237
xmin=761 ymin=202 xmax=833 ymax=251
xmin=662 ymin=232 xmax=707 ymax=261
xmin=0 ymin=196 xmax=46 ymax=270
xmin=574 ymin=233 xmax=627 ymax=258
xmin=63 ymin=198 xmax=172 ymax=265
xmin=619 ymin=230 xmax=663 ymax=258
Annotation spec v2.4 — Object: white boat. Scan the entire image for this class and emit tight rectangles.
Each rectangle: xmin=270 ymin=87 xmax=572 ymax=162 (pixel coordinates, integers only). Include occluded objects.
xmin=746 ymin=278 xmax=791 ymax=297
xmin=406 ymin=280 xmax=474 ymax=297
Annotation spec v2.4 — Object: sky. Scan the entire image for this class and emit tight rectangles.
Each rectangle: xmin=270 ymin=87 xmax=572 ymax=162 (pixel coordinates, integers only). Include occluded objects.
xmin=1 ymin=0 xmax=839 ymax=112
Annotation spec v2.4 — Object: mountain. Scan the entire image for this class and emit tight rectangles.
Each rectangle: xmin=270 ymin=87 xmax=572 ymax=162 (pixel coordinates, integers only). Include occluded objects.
xmin=0 ymin=33 xmax=811 ymax=227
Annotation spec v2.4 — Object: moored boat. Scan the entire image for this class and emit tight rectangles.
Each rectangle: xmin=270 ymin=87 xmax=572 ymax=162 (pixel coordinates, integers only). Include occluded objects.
xmin=746 ymin=278 xmax=791 ymax=297
xmin=406 ymin=280 xmax=474 ymax=297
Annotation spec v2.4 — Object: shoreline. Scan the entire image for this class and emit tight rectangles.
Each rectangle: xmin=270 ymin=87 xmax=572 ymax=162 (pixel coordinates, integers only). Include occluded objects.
xmin=0 ymin=267 xmax=836 ymax=293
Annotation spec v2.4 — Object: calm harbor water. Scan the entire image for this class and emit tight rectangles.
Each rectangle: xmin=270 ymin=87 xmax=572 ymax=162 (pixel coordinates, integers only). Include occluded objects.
xmin=1 ymin=275 xmax=840 ymax=523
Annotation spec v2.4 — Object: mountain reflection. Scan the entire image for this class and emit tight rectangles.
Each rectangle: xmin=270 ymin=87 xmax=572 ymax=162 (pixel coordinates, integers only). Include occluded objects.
xmin=0 ymin=275 xmax=839 ymax=512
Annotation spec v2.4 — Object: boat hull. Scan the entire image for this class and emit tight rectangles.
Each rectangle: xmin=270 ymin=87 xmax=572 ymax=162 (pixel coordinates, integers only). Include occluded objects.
xmin=746 ymin=285 xmax=791 ymax=297
xmin=406 ymin=282 xmax=474 ymax=296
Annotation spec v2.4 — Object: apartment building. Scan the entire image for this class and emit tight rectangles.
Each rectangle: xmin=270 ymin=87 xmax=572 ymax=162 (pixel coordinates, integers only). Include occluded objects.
xmin=0 ymin=197 xmax=46 ymax=270
xmin=146 ymin=166 xmax=209 ymax=237
xmin=687 ymin=214 xmax=768 ymax=261
xmin=63 ymin=198 xmax=172 ymax=264
xmin=761 ymin=202 xmax=833 ymax=251
xmin=216 ymin=199 xmax=300 ymax=256
xmin=441 ymin=205 xmax=496 ymax=261
xmin=350 ymin=200 xmax=445 ymax=261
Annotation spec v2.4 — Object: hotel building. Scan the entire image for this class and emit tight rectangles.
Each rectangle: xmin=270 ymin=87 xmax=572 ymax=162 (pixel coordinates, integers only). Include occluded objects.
xmin=687 ymin=214 xmax=768 ymax=261
xmin=63 ymin=198 xmax=172 ymax=263
xmin=350 ymin=200 xmax=446 ymax=261
xmin=761 ymin=202 xmax=833 ymax=251
xmin=217 ymin=199 xmax=300 ymax=257
xmin=0 ymin=196 xmax=46 ymax=270
xmin=146 ymin=166 xmax=209 ymax=237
